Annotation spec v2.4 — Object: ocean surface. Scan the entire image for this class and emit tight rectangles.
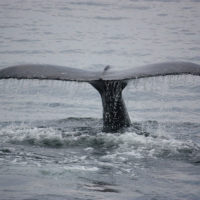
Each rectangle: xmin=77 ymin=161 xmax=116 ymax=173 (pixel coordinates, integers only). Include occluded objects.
xmin=0 ymin=0 xmax=200 ymax=199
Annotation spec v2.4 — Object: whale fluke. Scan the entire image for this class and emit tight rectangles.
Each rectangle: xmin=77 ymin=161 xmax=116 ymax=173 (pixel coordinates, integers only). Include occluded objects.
xmin=0 ymin=64 xmax=101 ymax=82
xmin=0 ymin=61 xmax=200 ymax=132
xmin=102 ymin=62 xmax=200 ymax=80
xmin=1 ymin=62 xmax=200 ymax=82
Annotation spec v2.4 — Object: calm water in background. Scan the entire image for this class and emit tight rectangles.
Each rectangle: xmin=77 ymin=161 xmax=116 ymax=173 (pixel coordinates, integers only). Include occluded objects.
xmin=0 ymin=0 xmax=200 ymax=199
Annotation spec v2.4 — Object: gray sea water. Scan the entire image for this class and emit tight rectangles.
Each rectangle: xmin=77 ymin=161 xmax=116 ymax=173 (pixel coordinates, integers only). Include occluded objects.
xmin=0 ymin=0 xmax=200 ymax=199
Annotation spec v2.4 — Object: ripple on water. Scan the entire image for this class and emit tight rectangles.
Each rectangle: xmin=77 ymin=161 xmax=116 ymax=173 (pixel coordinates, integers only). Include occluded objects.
xmin=0 ymin=120 xmax=199 ymax=167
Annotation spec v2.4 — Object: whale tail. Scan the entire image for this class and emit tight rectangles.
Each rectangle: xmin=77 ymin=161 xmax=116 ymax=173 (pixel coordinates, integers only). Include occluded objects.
xmin=0 ymin=61 xmax=200 ymax=132
xmin=90 ymin=79 xmax=130 ymax=132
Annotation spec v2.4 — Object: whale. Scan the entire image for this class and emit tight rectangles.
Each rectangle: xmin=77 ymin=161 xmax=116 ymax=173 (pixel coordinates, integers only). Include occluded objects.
xmin=0 ymin=61 xmax=200 ymax=132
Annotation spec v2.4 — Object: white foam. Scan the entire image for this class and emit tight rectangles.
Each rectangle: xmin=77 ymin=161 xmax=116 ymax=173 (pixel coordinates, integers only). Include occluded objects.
xmin=64 ymin=165 xmax=99 ymax=172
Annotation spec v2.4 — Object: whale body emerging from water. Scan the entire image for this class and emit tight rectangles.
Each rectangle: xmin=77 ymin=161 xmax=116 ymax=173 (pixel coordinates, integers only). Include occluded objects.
xmin=0 ymin=61 xmax=200 ymax=132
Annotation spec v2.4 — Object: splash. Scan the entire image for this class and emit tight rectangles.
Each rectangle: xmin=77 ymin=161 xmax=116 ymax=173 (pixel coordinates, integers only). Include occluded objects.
xmin=0 ymin=121 xmax=199 ymax=163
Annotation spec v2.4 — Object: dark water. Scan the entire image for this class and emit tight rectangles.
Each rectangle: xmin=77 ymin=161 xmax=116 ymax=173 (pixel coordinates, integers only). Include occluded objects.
xmin=0 ymin=0 xmax=200 ymax=199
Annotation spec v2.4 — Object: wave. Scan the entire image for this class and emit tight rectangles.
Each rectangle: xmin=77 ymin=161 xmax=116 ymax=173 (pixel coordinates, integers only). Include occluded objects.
xmin=0 ymin=119 xmax=199 ymax=163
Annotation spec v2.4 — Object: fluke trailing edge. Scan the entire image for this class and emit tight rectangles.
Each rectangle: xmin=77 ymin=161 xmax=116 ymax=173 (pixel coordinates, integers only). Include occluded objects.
xmin=0 ymin=62 xmax=200 ymax=132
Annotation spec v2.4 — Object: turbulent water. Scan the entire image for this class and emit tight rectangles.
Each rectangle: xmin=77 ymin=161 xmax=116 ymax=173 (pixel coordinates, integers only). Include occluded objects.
xmin=0 ymin=0 xmax=200 ymax=200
